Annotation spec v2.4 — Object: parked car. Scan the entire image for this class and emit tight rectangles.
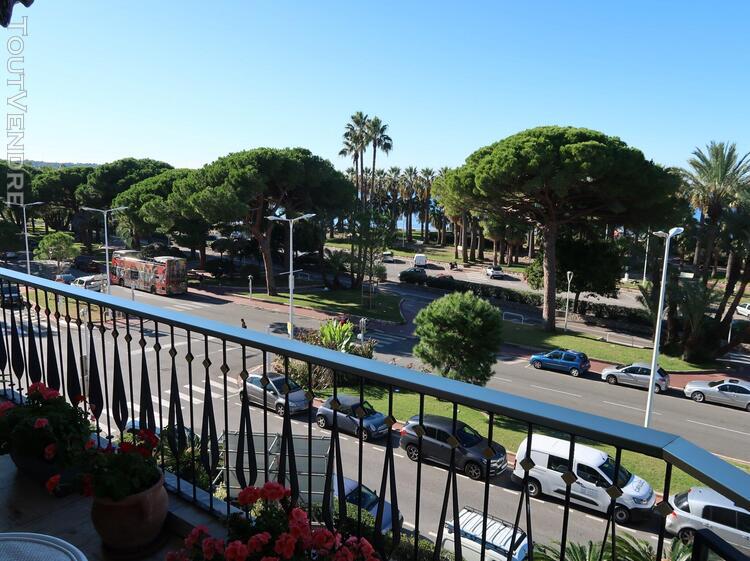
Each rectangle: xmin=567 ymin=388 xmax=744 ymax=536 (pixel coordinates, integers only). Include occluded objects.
xmin=399 ymin=267 xmax=427 ymax=285
xmin=399 ymin=414 xmax=507 ymax=480
xmin=71 ymin=274 xmax=107 ymax=292
xmin=683 ymin=379 xmax=750 ymax=411
xmin=1 ymin=251 xmax=18 ymax=261
xmin=529 ymin=349 xmax=590 ymax=377
xmin=666 ymin=487 xmax=750 ymax=549
xmin=0 ymin=285 xmax=23 ymax=308
xmin=244 ymin=374 xmax=309 ymax=416
xmin=442 ymin=507 xmax=529 ymax=561
xmin=737 ymin=303 xmax=750 ymax=317
xmin=413 ymin=253 xmax=428 ymax=268
xmin=600 ymin=363 xmax=670 ymax=393
xmin=316 ymin=394 xmax=390 ymax=441
xmin=511 ymin=435 xmax=654 ymax=524
xmin=73 ymin=255 xmax=100 ymax=273
xmin=333 ymin=476 xmax=403 ymax=534
xmin=485 ymin=265 xmax=504 ymax=279
xmin=382 ymin=251 xmax=394 ymax=263
xmin=54 ymin=273 xmax=75 ymax=284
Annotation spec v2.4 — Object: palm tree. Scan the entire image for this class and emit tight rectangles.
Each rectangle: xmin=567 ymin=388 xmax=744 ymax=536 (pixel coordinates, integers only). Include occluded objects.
xmin=419 ymin=167 xmax=435 ymax=242
xmin=366 ymin=116 xmax=392 ymax=204
xmin=340 ymin=112 xmax=370 ymax=201
xmin=535 ymin=540 xmax=609 ymax=561
xmin=682 ymin=141 xmax=750 ymax=283
xmin=402 ymin=166 xmax=418 ymax=242
xmin=386 ymin=166 xmax=402 ymax=230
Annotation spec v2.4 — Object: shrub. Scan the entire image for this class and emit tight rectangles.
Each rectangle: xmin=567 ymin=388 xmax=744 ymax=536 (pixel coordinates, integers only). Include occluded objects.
xmin=399 ymin=269 xmax=426 ymax=284
xmin=389 ymin=534 xmax=455 ymax=561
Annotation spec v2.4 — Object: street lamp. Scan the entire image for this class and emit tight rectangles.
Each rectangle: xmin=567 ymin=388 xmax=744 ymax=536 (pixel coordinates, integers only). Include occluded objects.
xmin=644 ymin=226 xmax=683 ymax=427
xmin=247 ymin=274 xmax=253 ymax=299
xmin=81 ymin=206 xmax=128 ymax=294
xmin=642 ymin=228 xmax=650 ymax=285
xmin=6 ymin=201 xmax=43 ymax=274
xmin=564 ymin=271 xmax=574 ymax=331
xmin=266 ymin=213 xmax=316 ymax=339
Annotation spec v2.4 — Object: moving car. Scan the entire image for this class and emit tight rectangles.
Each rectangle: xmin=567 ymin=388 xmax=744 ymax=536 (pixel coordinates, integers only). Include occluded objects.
xmin=54 ymin=273 xmax=75 ymax=284
xmin=683 ymin=379 xmax=750 ymax=411
xmin=382 ymin=251 xmax=394 ymax=263
xmin=0 ymin=285 xmax=23 ymax=308
xmin=511 ymin=435 xmax=654 ymax=524
xmin=244 ymin=374 xmax=309 ymax=416
xmin=333 ymin=476 xmax=403 ymax=534
xmin=399 ymin=267 xmax=427 ymax=285
xmin=71 ymin=274 xmax=107 ymax=292
xmin=666 ymin=487 xmax=750 ymax=549
xmin=413 ymin=253 xmax=428 ymax=268
xmin=399 ymin=414 xmax=507 ymax=480
xmin=737 ymin=303 xmax=750 ymax=317
xmin=316 ymin=394 xmax=390 ymax=441
xmin=529 ymin=349 xmax=590 ymax=377
xmin=485 ymin=265 xmax=504 ymax=279
xmin=442 ymin=507 xmax=529 ymax=561
xmin=601 ymin=362 xmax=670 ymax=393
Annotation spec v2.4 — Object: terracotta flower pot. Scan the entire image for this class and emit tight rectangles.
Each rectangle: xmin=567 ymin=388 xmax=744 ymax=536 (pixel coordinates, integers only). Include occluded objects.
xmin=9 ymin=448 xmax=78 ymax=495
xmin=91 ymin=473 xmax=168 ymax=551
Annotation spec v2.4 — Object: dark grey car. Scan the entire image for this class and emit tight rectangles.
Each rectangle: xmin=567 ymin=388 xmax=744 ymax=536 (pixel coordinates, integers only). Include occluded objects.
xmin=245 ymin=374 xmax=309 ymax=416
xmin=399 ymin=414 xmax=507 ymax=480
xmin=316 ymin=395 xmax=390 ymax=441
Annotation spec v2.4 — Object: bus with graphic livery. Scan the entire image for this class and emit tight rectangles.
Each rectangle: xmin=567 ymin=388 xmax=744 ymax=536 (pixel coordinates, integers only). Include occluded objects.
xmin=110 ymin=253 xmax=187 ymax=295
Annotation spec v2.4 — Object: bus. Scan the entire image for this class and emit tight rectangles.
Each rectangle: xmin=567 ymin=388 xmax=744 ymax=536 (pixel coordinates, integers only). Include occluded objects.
xmin=110 ymin=253 xmax=187 ymax=295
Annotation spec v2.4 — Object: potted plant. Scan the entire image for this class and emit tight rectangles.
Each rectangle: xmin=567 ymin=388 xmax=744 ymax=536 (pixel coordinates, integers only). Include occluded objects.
xmin=166 ymin=481 xmax=379 ymax=561
xmin=0 ymin=382 xmax=90 ymax=488
xmin=48 ymin=428 xmax=168 ymax=552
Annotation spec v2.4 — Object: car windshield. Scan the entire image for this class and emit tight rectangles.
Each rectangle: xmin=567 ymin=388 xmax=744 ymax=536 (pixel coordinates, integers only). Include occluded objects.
xmin=708 ymin=380 xmax=723 ymax=387
xmin=272 ymin=378 xmax=301 ymax=393
xmin=599 ymin=457 xmax=632 ymax=487
xmin=348 ymin=485 xmax=378 ymax=510
xmin=361 ymin=401 xmax=377 ymax=416
xmin=457 ymin=424 xmax=482 ymax=447
xmin=657 ymin=367 xmax=667 ymax=377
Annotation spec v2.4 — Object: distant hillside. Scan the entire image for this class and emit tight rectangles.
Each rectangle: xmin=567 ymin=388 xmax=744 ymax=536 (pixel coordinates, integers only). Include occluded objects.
xmin=26 ymin=160 xmax=99 ymax=169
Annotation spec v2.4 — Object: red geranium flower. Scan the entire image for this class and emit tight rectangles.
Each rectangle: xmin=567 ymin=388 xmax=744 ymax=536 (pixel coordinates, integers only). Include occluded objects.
xmin=202 ymin=537 xmax=221 ymax=560
xmin=238 ymin=485 xmax=262 ymax=506
xmin=45 ymin=474 xmax=61 ymax=494
xmin=138 ymin=428 xmax=159 ymax=448
xmin=225 ymin=540 xmax=249 ymax=561
xmin=333 ymin=545 xmax=355 ymax=561
xmin=33 ymin=418 xmax=49 ymax=429
xmin=84 ymin=439 xmax=95 ymax=450
xmin=0 ymin=401 xmax=15 ymax=417
xmin=43 ymin=443 xmax=57 ymax=461
xmin=273 ymin=532 xmax=296 ymax=560
xmin=247 ymin=532 xmax=271 ymax=553
xmin=184 ymin=525 xmax=210 ymax=549
xmin=312 ymin=528 xmax=338 ymax=552
xmin=261 ymin=480 xmax=287 ymax=501
xmin=42 ymin=388 xmax=60 ymax=400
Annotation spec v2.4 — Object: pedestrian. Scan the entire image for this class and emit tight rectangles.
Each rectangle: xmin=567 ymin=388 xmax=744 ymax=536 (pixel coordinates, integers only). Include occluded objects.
xmin=241 ymin=318 xmax=247 ymax=329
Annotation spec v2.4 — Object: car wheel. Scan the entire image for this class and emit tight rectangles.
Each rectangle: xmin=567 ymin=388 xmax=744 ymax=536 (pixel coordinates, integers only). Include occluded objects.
xmin=275 ymin=403 xmax=286 ymax=416
xmin=613 ymin=506 xmax=631 ymax=525
xmin=677 ymin=528 xmax=695 ymax=544
xmin=532 ymin=360 xmax=542 ymax=369
xmin=526 ymin=478 xmax=542 ymax=498
xmin=316 ymin=415 xmax=328 ymax=429
xmin=746 ymin=403 xmax=750 ymax=412
xmin=357 ymin=427 xmax=370 ymax=442
xmin=606 ymin=375 xmax=618 ymax=385
xmin=464 ymin=461 xmax=483 ymax=481
xmin=405 ymin=444 xmax=419 ymax=462
xmin=691 ymin=391 xmax=705 ymax=403
xmin=570 ymin=368 xmax=580 ymax=377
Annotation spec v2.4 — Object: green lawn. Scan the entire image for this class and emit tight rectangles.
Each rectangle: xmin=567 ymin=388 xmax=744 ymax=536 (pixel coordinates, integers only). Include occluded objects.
xmin=254 ymin=289 xmax=403 ymax=322
xmin=502 ymin=322 xmax=713 ymax=372
xmin=318 ymin=384 xmax=749 ymax=492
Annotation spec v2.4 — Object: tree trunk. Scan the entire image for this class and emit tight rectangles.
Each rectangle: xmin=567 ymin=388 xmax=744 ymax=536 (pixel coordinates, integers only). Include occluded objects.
xmin=715 ymin=250 xmax=739 ymax=320
xmin=693 ymin=210 xmax=703 ymax=267
xmin=461 ymin=212 xmax=468 ymax=263
xmin=477 ymin=226 xmax=485 ymax=261
xmin=492 ymin=240 xmax=498 ymax=266
xmin=528 ymin=229 xmax=534 ymax=259
xmin=719 ymin=255 xmax=750 ymax=335
xmin=258 ymin=237 xmax=276 ymax=295
xmin=498 ymin=237 xmax=506 ymax=265
xmin=407 ymin=202 xmax=413 ymax=242
xmin=453 ymin=222 xmax=459 ymax=259
xmin=199 ymin=245 xmax=206 ymax=269
xmin=469 ymin=222 xmax=476 ymax=262
xmin=542 ymin=224 xmax=558 ymax=331
xmin=701 ymin=207 xmax=721 ymax=284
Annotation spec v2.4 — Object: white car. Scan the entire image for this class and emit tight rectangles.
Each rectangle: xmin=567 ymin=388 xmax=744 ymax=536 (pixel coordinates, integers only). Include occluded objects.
xmin=485 ymin=265 xmax=504 ymax=279
xmin=601 ymin=362 xmax=670 ymax=393
xmin=737 ymin=303 xmax=750 ymax=317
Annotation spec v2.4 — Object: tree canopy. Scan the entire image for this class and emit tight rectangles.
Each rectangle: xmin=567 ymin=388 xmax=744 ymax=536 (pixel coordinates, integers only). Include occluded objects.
xmin=34 ymin=231 xmax=79 ymax=272
xmin=76 ymin=157 xmax=173 ymax=209
xmin=31 ymin=166 xmax=94 ymax=231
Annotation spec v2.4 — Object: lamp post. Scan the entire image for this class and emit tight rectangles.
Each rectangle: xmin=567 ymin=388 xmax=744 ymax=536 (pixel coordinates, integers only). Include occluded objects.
xmin=642 ymin=228 xmax=650 ymax=285
xmin=564 ymin=271 xmax=573 ymax=331
xmin=247 ymin=274 xmax=253 ymax=299
xmin=644 ymin=226 xmax=683 ymax=428
xmin=266 ymin=213 xmax=316 ymax=339
xmin=81 ymin=206 xmax=128 ymax=295
xmin=6 ymin=201 xmax=43 ymax=274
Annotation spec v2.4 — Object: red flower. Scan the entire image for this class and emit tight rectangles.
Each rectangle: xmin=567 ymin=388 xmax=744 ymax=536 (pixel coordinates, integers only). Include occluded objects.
xmin=138 ymin=429 xmax=159 ymax=448
xmin=73 ymin=394 xmax=85 ymax=404
xmin=202 ymin=537 xmax=221 ymax=560
xmin=45 ymin=474 xmax=61 ymax=494
xmin=28 ymin=382 xmax=47 ymax=395
xmin=359 ymin=538 xmax=374 ymax=558
xmin=273 ymin=532 xmax=297 ymax=560
xmin=42 ymin=389 xmax=60 ymax=400
xmin=43 ymin=443 xmax=57 ymax=461
xmin=84 ymin=439 xmax=95 ymax=450
xmin=0 ymin=401 xmax=15 ymax=417
xmin=289 ymin=508 xmax=310 ymax=541
xmin=34 ymin=418 xmax=49 ymax=429
xmin=238 ymin=486 xmax=262 ymax=506
xmin=312 ymin=528 xmax=338 ymax=552
xmin=261 ymin=481 xmax=287 ymax=501
xmin=119 ymin=441 xmax=135 ymax=454
xmin=225 ymin=540 xmax=249 ymax=561
xmin=82 ymin=474 xmax=94 ymax=497
xmin=333 ymin=546 xmax=354 ymax=561
xmin=247 ymin=532 xmax=272 ymax=553
xmin=184 ymin=525 xmax=210 ymax=549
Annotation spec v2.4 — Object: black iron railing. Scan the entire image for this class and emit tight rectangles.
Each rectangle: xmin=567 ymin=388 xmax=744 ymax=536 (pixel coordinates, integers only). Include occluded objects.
xmin=1 ymin=267 xmax=749 ymax=561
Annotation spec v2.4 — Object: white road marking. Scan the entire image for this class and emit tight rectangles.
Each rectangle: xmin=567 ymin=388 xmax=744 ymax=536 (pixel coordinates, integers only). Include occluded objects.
xmin=530 ymin=385 xmax=582 ymax=398
xmin=502 ymin=488 xmax=520 ymax=496
xmin=428 ymin=532 xmax=438 ymax=538
xmin=493 ymin=376 xmax=512 ymax=383
xmin=394 ymin=453 xmax=405 ymax=459
xmin=185 ymin=384 xmax=222 ymax=399
xmin=603 ymin=401 xmax=662 ymax=415
xmin=585 ymin=515 xmax=604 ymax=522
xmin=531 ymin=497 xmax=545 ymax=504
xmin=402 ymin=521 xmax=415 ymax=530
xmin=372 ymin=445 xmax=385 ymax=452
xmin=686 ymin=419 xmax=750 ymax=437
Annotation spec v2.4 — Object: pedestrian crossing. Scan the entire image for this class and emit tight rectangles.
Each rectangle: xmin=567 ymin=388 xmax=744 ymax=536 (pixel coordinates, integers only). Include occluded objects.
xmin=165 ymin=299 xmax=212 ymax=312
xmin=367 ymin=329 xmax=412 ymax=348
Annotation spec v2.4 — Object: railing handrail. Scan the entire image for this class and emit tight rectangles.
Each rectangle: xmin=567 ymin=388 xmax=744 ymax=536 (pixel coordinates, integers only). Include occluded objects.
xmin=2 ymin=266 xmax=749 ymax=511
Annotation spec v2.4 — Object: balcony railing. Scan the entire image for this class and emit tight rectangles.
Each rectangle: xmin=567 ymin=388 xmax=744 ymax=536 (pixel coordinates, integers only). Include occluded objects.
xmin=1 ymin=266 xmax=749 ymax=561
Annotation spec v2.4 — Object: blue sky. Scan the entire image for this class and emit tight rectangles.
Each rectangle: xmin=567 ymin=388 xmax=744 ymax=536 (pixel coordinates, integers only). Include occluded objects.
xmin=10 ymin=1 xmax=750 ymax=172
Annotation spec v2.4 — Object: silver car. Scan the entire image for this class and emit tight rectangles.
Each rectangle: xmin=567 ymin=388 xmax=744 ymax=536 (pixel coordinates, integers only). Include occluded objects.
xmin=601 ymin=362 xmax=669 ymax=393
xmin=244 ymin=373 xmax=309 ymax=416
xmin=683 ymin=378 xmax=750 ymax=411
xmin=666 ymin=487 xmax=750 ymax=550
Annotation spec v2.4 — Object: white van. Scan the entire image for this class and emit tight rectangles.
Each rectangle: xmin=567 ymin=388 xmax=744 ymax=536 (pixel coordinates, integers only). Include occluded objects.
xmin=71 ymin=274 xmax=107 ymax=292
xmin=511 ymin=435 xmax=655 ymax=524
xmin=382 ymin=251 xmax=394 ymax=263
xmin=442 ymin=507 xmax=528 ymax=561
xmin=413 ymin=253 xmax=427 ymax=268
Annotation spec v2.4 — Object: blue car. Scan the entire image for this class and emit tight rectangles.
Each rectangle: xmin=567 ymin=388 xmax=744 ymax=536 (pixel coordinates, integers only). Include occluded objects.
xmin=529 ymin=349 xmax=590 ymax=377
xmin=333 ymin=476 xmax=403 ymax=534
